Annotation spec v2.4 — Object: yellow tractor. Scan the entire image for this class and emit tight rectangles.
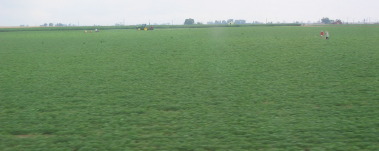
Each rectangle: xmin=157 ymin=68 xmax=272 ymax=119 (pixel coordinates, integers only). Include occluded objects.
xmin=137 ymin=24 xmax=154 ymax=31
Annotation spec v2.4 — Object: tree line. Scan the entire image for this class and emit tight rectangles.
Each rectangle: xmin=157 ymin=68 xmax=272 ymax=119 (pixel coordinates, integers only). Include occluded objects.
xmin=40 ymin=23 xmax=78 ymax=27
xmin=321 ymin=17 xmax=343 ymax=24
xmin=185 ymin=17 xmax=345 ymax=25
xmin=184 ymin=18 xmax=247 ymax=25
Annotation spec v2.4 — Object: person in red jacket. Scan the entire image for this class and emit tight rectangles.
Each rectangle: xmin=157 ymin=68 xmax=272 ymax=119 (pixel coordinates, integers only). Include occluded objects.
xmin=320 ymin=31 xmax=325 ymax=38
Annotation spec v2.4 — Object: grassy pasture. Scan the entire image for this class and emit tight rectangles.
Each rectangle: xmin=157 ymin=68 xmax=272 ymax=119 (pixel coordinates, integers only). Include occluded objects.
xmin=0 ymin=24 xmax=301 ymax=32
xmin=0 ymin=26 xmax=378 ymax=150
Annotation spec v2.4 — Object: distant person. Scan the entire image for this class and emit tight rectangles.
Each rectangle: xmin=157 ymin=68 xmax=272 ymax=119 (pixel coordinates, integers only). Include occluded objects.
xmin=325 ymin=31 xmax=330 ymax=40
xmin=320 ymin=31 xmax=324 ymax=38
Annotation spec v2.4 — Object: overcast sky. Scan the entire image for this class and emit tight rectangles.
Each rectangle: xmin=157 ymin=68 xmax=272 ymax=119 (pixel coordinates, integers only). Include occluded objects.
xmin=1 ymin=0 xmax=378 ymax=26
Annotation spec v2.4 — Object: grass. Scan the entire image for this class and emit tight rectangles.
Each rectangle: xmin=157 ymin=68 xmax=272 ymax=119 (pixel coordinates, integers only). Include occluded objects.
xmin=0 ymin=24 xmax=301 ymax=32
xmin=0 ymin=26 xmax=379 ymax=151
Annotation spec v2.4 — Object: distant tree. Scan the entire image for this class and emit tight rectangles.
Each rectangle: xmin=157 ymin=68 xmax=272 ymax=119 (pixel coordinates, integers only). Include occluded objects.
xmin=227 ymin=19 xmax=234 ymax=24
xmin=222 ymin=20 xmax=227 ymax=24
xmin=49 ymin=23 xmax=54 ymax=27
xmin=184 ymin=18 xmax=195 ymax=25
xmin=321 ymin=17 xmax=331 ymax=24
xmin=333 ymin=19 xmax=343 ymax=24
xmin=235 ymin=20 xmax=246 ymax=24
xmin=55 ymin=23 xmax=64 ymax=27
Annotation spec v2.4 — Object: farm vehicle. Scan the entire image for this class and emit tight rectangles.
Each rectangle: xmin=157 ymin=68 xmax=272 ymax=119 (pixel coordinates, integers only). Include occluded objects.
xmin=136 ymin=24 xmax=154 ymax=31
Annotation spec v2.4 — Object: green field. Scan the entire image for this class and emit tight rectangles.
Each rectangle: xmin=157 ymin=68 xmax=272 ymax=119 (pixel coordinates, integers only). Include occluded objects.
xmin=1 ymin=26 xmax=378 ymax=151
